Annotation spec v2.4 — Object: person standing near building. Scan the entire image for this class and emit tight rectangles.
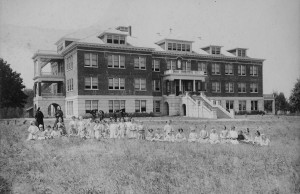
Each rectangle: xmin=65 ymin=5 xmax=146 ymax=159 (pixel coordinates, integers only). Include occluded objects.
xmin=55 ymin=106 xmax=64 ymax=124
xmin=35 ymin=107 xmax=44 ymax=130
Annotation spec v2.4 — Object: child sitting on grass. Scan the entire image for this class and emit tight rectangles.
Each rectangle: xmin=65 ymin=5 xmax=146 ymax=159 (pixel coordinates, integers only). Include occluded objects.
xmin=164 ymin=130 xmax=175 ymax=142
xmin=146 ymin=128 xmax=155 ymax=141
xmin=154 ymin=128 xmax=164 ymax=141
xmin=198 ymin=125 xmax=209 ymax=143
xmin=253 ymin=130 xmax=263 ymax=145
xmin=56 ymin=117 xmax=66 ymax=136
xmin=26 ymin=121 xmax=39 ymax=141
xmin=188 ymin=126 xmax=198 ymax=142
xmin=51 ymin=127 xmax=61 ymax=139
xmin=260 ymin=134 xmax=270 ymax=146
xmin=44 ymin=125 xmax=52 ymax=139
xmin=228 ymin=126 xmax=239 ymax=145
xmin=37 ymin=124 xmax=46 ymax=140
xmin=220 ymin=125 xmax=229 ymax=143
xmin=175 ymin=128 xmax=186 ymax=142
xmin=209 ymin=129 xmax=220 ymax=144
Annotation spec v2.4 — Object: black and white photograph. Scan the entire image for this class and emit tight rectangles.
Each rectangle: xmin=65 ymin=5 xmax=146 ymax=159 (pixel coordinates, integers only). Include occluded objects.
xmin=0 ymin=0 xmax=299 ymax=193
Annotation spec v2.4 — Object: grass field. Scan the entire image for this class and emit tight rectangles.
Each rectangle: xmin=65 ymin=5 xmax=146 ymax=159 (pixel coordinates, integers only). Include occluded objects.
xmin=1 ymin=115 xmax=300 ymax=194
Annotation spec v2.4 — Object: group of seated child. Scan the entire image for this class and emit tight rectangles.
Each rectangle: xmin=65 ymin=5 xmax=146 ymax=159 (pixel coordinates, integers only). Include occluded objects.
xmin=26 ymin=117 xmax=270 ymax=146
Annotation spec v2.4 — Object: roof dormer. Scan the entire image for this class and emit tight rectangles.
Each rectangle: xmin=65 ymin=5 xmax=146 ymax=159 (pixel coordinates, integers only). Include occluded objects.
xmin=155 ymin=34 xmax=194 ymax=53
xmin=55 ymin=38 xmax=79 ymax=53
xmin=201 ymin=45 xmax=222 ymax=55
xmin=227 ymin=48 xmax=248 ymax=57
xmin=98 ymin=28 xmax=129 ymax=45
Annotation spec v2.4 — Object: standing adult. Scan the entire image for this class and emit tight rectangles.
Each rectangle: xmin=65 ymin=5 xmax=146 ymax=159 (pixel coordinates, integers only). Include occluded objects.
xmin=54 ymin=106 xmax=64 ymax=127
xmin=35 ymin=107 xmax=44 ymax=130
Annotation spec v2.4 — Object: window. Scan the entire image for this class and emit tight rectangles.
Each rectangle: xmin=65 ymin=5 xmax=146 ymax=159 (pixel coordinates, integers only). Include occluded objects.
xmin=225 ymin=82 xmax=234 ymax=93
xmin=67 ymin=78 xmax=73 ymax=92
xmin=152 ymin=59 xmax=160 ymax=72
xmin=198 ymin=62 xmax=207 ymax=74
xmin=67 ymin=101 xmax=73 ymax=115
xmin=85 ymin=100 xmax=98 ymax=113
xmin=212 ymin=82 xmax=221 ymax=93
xmin=153 ymin=101 xmax=160 ymax=113
xmin=211 ymin=47 xmax=221 ymax=54
xmin=238 ymin=65 xmax=246 ymax=76
xmin=84 ymin=53 xmax=97 ymax=67
xmin=135 ymin=78 xmax=146 ymax=91
xmin=167 ymin=43 xmax=191 ymax=52
xmin=226 ymin=100 xmax=234 ymax=110
xmin=108 ymin=100 xmax=125 ymax=113
xmin=225 ymin=64 xmax=233 ymax=75
xmin=250 ymin=83 xmax=258 ymax=93
xmin=106 ymin=35 xmax=126 ymax=44
xmin=134 ymin=57 xmax=146 ymax=70
xmin=85 ymin=77 xmax=98 ymax=90
xmin=152 ymin=80 xmax=161 ymax=92
xmin=182 ymin=61 xmax=191 ymax=71
xmin=238 ymin=49 xmax=246 ymax=57
xmin=250 ymin=65 xmax=258 ymax=76
xmin=167 ymin=60 xmax=176 ymax=70
xmin=238 ymin=83 xmax=246 ymax=93
xmin=108 ymin=78 xmax=125 ymax=90
xmin=135 ymin=100 xmax=146 ymax=112
xmin=212 ymin=63 xmax=220 ymax=75
xmin=108 ymin=54 xmax=125 ymax=68
xmin=107 ymin=35 xmax=112 ymax=43
xmin=239 ymin=100 xmax=246 ymax=111
xmin=66 ymin=55 xmax=73 ymax=71
xmin=166 ymin=81 xmax=170 ymax=93
xmin=251 ymin=101 xmax=258 ymax=111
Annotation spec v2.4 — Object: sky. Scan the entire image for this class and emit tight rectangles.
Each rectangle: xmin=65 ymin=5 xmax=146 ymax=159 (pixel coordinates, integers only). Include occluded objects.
xmin=0 ymin=0 xmax=299 ymax=97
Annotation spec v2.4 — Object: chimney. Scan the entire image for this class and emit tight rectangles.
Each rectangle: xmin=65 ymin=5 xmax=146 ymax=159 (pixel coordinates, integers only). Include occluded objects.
xmin=128 ymin=26 xmax=132 ymax=36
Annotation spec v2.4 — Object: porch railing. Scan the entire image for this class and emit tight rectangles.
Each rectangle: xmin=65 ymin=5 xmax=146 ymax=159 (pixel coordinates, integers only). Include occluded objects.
xmin=164 ymin=70 xmax=206 ymax=76
xmin=41 ymin=92 xmax=64 ymax=97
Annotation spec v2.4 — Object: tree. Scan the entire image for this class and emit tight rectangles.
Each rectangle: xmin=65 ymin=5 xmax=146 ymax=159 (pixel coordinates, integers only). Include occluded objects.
xmin=273 ymin=91 xmax=289 ymax=114
xmin=289 ymin=78 xmax=300 ymax=113
xmin=0 ymin=58 xmax=28 ymax=117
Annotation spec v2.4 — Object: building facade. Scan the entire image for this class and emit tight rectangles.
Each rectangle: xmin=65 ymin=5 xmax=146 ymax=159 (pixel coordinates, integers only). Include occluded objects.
xmin=32 ymin=26 xmax=266 ymax=119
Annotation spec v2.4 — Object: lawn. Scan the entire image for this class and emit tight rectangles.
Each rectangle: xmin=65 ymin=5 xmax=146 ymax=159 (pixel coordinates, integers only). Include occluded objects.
xmin=0 ymin=115 xmax=299 ymax=193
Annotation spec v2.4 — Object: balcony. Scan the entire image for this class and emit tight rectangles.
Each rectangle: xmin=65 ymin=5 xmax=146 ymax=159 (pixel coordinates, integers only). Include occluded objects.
xmin=34 ymin=72 xmax=65 ymax=82
xmin=41 ymin=92 xmax=64 ymax=98
xmin=163 ymin=70 xmax=206 ymax=81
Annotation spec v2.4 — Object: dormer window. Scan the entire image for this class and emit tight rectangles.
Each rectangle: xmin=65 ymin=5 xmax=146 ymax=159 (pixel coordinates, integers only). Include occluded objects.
xmin=238 ymin=49 xmax=246 ymax=57
xmin=211 ymin=47 xmax=221 ymax=55
xmin=106 ymin=34 xmax=126 ymax=45
xmin=227 ymin=48 xmax=248 ymax=57
xmin=167 ymin=42 xmax=191 ymax=52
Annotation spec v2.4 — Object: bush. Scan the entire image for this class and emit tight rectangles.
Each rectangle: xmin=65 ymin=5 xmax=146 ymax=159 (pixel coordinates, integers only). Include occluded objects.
xmin=235 ymin=110 xmax=265 ymax=115
xmin=80 ymin=113 xmax=93 ymax=119
xmin=103 ymin=112 xmax=154 ymax=119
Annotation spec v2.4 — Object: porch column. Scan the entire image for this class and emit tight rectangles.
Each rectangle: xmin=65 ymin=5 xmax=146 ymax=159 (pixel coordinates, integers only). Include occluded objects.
xmin=272 ymin=99 xmax=275 ymax=114
xmin=193 ymin=80 xmax=196 ymax=92
xmin=38 ymin=82 xmax=41 ymax=96
xmin=179 ymin=79 xmax=182 ymax=92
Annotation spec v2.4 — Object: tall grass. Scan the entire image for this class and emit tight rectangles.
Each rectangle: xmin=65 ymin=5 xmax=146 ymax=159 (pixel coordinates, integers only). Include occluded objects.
xmin=0 ymin=115 xmax=299 ymax=193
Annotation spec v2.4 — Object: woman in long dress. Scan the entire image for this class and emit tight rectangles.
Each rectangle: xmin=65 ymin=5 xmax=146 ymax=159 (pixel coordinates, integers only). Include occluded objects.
xmin=35 ymin=107 xmax=44 ymax=130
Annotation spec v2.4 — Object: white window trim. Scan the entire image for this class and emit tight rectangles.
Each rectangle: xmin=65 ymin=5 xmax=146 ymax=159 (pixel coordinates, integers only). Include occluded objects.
xmin=108 ymin=55 xmax=125 ymax=69
xmin=85 ymin=77 xmax=98 ymax=90
xmin=250 ymin=83 xmax=258 ymax=93
xmin=238 ymin=83 xmax=246 ymax=93
xmin=153 ymin=100 xmax=161 ymax=113
xmin=67 ymin=78 xmax=74 ymax=92
xmin=85 ymin=100 xmax=99 ymax=112
xmin=66 ymin=55 xmax=73 ymax=72
xmin=152 ymin=60 xmax=160 ymax=72
xmin=212 ymin=63 xmax=221 ymax=75
xmin=84 ymin=53 xmax=98 ymax=68
xmin=225 ymin=64 xmax=234 ymax=75
xmin=212 ymin=82 xmax=221 ymax=93
xmin=135 ymin=78 xmax=147 ymax=91
xmin=152 ymin=80 xmax=161 ymax=92
xmin=135 ymin=100 xmax=147 ymax=113
xmin=198 ymin=62 xmax=207 ymax=75
xmin=108 ymin=78 xmax=125 ymax=90
xmin=250 ymin=65 xmax=258 ymax=76
xmin=238 ymin=65 xmax=246 ymax=76
xmin=225 ymin=82 xmax=234 ymax=93
xmin=66 ymin=101 xmax=74 ymax=115
xmin=134 ymin=57 xmax=146 ymax=70
xmin=108 ymin=100 xmax=126 ymax=112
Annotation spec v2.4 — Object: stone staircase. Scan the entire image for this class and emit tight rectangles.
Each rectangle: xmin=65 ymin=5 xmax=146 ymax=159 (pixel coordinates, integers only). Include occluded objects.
xmin=182 ymin=92 xmax=234 ymax=119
